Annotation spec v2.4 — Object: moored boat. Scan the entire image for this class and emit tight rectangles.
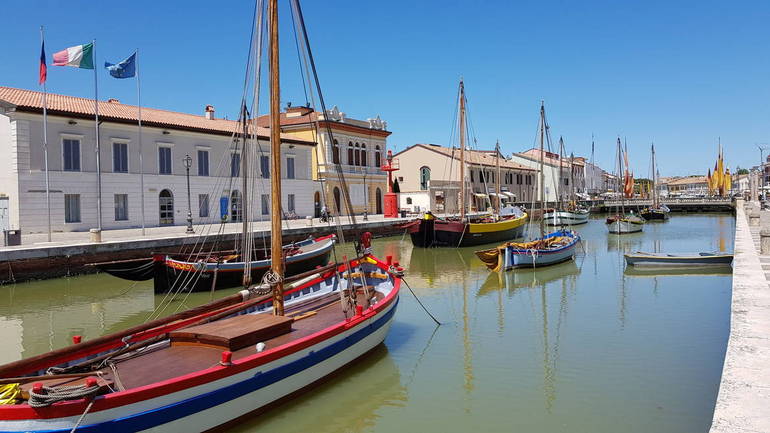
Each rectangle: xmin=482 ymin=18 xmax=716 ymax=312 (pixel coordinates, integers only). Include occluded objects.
xmin=476 ymin=229 xmax=580 ymax=271
xmin=152 ymin=235 xmax=335 ymax=293
xmin=624 ymin=251 xmax=733 ymax=267
xmin=640 ymin=144 xmax=670 ymax=221
xmin=606 ymin=214 xmax=645 ymax=234
xmin=606 ymin=138 xmax=644 ymax=235
xmin=543 ymin=209 xmax=589 ymax=226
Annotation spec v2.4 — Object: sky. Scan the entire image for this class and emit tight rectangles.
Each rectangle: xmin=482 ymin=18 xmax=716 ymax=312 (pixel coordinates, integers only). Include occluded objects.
xmin=2 ymin=0 xmax=770 ymax=177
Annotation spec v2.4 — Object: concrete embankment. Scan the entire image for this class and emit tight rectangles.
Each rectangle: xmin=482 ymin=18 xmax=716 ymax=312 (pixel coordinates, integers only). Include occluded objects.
xmin=709 ymin=203 xmax=770 ymax=432
xmin=0 ymin=216 xmax=411 ymax=283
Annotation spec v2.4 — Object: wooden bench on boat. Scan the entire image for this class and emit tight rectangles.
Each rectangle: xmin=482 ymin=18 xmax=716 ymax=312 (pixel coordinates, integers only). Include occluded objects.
xmin=170 ymin=314 xmax=294 ymax=351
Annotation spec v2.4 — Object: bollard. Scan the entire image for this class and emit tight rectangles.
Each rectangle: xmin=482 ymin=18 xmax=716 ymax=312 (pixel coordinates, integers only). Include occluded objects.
xmin=761 ymin=228 xmax=770 ymax=255
xmin=89 ymin=228 xmax=102 ymax=243
xmin=750 ymin=210 xmax=761 ymax=226
xmin=306 ymin=216 xmax=313 ymax=227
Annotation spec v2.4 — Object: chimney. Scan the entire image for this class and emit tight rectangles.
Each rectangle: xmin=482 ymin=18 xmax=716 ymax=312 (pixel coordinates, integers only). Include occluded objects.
xmin=107 ymin=98 xmax=120 ymax=104
xmin=205 ymin=105 xmax=215 ymax=120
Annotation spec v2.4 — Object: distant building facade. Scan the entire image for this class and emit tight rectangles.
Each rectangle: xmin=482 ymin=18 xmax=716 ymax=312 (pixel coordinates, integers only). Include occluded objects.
xmin=666 ymin=176 xmax=709 ymax=196
xmin=393 ymin=143 xmax=536 ymax=214
xmin=257 ymin=105 xmax=390 ymax=217
xmin=0 ymin=86 xmax=317 ymax=234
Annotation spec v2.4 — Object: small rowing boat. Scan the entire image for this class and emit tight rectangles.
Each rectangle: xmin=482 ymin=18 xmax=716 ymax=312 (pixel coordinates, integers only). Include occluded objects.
xmin=476 ymin=229 xmax=580 ymax=271
xmin=624 ymin=251 xmax=733 ymax=267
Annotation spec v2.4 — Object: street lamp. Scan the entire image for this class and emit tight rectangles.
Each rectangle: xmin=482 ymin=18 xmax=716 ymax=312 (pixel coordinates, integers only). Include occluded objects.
xmin=183 ymin=154 xmax=194 ymax=234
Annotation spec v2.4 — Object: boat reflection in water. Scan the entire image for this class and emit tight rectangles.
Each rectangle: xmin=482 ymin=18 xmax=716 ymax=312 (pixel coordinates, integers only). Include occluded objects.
xmin=406 ymin=244 xmax=487 ymax=288
xmin=478 ymin=260 xmax=580 ymax=297
xmin=606 ymin=231 xmax=644 ymax=252
xmin=624 ymin=266 xmax=732 ymax=278
xmin=0 ymin=274 xmax=155 ymax=365
xmin=230 ymin=344 xmax=406 ymax=433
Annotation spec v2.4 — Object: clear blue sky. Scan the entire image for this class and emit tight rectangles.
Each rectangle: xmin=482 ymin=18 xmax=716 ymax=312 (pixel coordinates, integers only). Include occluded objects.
xmin=3 ymin=0 xmax=769 ymax=177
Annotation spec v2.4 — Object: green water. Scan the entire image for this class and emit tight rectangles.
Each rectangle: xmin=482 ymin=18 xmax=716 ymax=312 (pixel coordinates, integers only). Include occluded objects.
xmin=0 ymin=213 xmax=734 ymax=432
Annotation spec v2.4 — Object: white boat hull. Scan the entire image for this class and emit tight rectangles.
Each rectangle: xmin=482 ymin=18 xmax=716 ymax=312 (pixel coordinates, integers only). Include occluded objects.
xmin=607 ymin=219 xmax=643 ymax=234
xmin=543 ymin=211 xmax=589 ymax=226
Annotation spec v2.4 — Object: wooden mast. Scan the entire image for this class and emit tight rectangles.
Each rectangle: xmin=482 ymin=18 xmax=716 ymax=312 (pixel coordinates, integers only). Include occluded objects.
xmin=459 ymin=79 xmax=466 ymax=221
xmin=539 ymin=101 xmax=546 ymax=238
xmin=557 ymin=136 xmax=564 ymax=210
xmin=569 ymin=152 xmax=575 ymax=207
xmin=618 ymin=137 xmax=625 ymax=216
xmin=241 ymin=105 xmax=251 ymax=287
xmin=268 ymin=0 xmax=284 ymax=316
xmin=651 ymin=143 xmax=657 ymax=208
xmin=495 ymin=140 xmax=501 ymax=215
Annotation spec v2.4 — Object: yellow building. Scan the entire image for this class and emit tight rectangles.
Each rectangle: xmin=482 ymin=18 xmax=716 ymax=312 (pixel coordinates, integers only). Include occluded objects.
xmin=257 ymin=105 xmax=390 ymax=216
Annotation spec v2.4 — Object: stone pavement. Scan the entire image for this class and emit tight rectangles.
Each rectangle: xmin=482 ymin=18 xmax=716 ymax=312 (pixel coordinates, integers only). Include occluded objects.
xmin=709 ymin=203 xmax=770 ymax=433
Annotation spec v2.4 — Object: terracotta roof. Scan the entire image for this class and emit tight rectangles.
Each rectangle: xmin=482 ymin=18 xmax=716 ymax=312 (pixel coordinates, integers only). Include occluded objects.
xmin=516 ymin=148 xmax=574 ymax=168
xmin=0 ymin=86 xmax=313 ymax=144
xmin=667 ymin=176 xmax=708 ymax=185
xmin=396 ymin=143 xmax=536 ymax=171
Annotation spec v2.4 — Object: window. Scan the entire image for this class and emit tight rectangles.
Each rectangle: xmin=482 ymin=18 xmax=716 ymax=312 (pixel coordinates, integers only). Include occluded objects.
xmin=63 ymin=138 xmax=81 ymax=171
xmin=198 ymin=150 xmax=209 ymax=176
xmin=199 ymin=194 xmax=209 ymax=218
xmin=354 ymin=143 xmax=360 ymax=166
xmin=158 ymin=147 xmax=172 ymax=174
xmin=260 ymin=155 xmax=270 ymax=178
xmin=64 ymin=194 xmax=81 ymax=223
xmin=230 ymin=190 xmax=242 ymax=222
xmin=286 ymin=156 xmax=295 ymax=179
xmin=231 ymin=153 xmax=241 ymax=177
xmin=159 ymin=189 xmax=174 ymax=225
xmin=420 ymin=166 xmax=430 ymax=190
xmin=470 ymin=170 xmax=474 ymax=182
xmin=261 ymin=194 xmax=269 ymax=215
xmin=347 ymin=142 xmax=354 ymax=165
xmin=406 ymin=197 xmax=413 ymax=205
xmin=288 ymin=194 xmax=296 ymax=212
xmin=113 ymin=142 xmax=128 ymax=173
xmin=114 ymin=194 xmax=128 ymax=221
xmin=361 ymin=144 xmax=367 ymax=167
xmin=332 ymin=139 xmax=340 ymax=164
xmin=375 ymin=145 xmax=381 ymax=167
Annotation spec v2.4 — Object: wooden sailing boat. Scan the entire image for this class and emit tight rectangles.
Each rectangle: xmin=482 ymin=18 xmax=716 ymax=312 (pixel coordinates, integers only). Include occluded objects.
xmin=543 ymin=138 xmax=589 ymax=226
xmin=0 ymin=2 xmax=400 ymax=431
xmin=476 ymin=102 xmax=580 ymax=271
xmin=404 ymin=79 xmax=528 ymax=248
xmin=640 ymin=143 xmax=670 ymax=220
xmin=607 ymin=138 xmax=644 ymax=234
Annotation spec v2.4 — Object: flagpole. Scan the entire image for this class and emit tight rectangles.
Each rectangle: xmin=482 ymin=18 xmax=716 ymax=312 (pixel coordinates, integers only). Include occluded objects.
xmin=40 ymin=26 xmax=51 ymax=242
xmin=136 ymin=49 xmax=145 ymax=236
xmin=93 ymin=39 xmax=102 ymax=231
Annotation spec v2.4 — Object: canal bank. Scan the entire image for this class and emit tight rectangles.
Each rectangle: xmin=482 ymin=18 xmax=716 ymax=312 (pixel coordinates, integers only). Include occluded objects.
xmin=709 ymin=203 xmax=770 ymax=433
xmin=0 ymin=214 xmax=411 ymax=283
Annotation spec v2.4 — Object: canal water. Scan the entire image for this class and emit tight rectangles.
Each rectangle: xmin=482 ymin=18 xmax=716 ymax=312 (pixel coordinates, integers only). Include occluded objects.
xmin=0 ymin=213 xmax=734 ymax=432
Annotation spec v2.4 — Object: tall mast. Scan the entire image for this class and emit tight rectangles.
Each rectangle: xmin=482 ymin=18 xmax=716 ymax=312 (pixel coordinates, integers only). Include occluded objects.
xmin=459 ymin=80 xmax=466 ymax=221
xmin=495 ymin=139 xmax=501 ymax=215
xmin=539 ymin=101 xmax=546 ymax=238
xmin=569 ymin=152 xmax=575 ymax=205
xmin=651 ymin=143 xmax=657 ymax=208
xmin=240 ymin=106 xmax=250 ymax=287
xmin=618 ymin=137 xmax=625 ymax=215
xmin=557 ymin=137 xmax=564 ymax=209
xmin=268 ymin=0 xmax=284 ymax=316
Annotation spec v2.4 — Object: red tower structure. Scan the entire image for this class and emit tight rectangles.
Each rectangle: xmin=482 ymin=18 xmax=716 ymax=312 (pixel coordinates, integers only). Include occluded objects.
xmin=381 ymin=150 xmax=400 ymax=218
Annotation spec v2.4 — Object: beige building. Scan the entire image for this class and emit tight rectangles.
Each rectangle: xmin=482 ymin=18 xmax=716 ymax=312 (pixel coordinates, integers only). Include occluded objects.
xmin=0 ymin=86 xmax=318 ymax=234
xmin=257 ymin=105 xmax=390 ymax=216
xmin=667 ymin=176 xmax=709 ymax=196
xmin=393 ymin=143 xmax=536 ymax=214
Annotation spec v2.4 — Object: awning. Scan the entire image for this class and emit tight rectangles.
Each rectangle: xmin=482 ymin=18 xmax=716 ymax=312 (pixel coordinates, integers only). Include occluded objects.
xmin=488 ymin=192 xmax=500 ymax=197
xmin=473 ymin=193 xmax=488 ymax=198
xmin=502 ymin=192 xmax=516 ymax=198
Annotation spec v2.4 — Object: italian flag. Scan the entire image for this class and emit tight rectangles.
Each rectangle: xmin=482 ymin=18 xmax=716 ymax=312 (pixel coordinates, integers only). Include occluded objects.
xmin=52 ymin=43 xmax=94 ymax=69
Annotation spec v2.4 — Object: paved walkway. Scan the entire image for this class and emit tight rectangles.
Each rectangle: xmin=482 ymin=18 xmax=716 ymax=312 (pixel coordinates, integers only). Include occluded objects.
xmin=709 ymin=203 xmax=770 ymax=432
xmin=2 ymin=214 xmax=410 ymax=250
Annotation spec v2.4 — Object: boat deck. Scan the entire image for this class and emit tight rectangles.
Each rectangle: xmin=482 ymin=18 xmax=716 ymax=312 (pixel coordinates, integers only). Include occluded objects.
xmin=104 ymin=289 xmax=382 ymax=392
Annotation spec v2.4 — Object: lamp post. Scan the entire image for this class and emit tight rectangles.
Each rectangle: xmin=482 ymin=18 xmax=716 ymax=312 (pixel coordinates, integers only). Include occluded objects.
xmin=183 ymin=154 xmax=194 ymax=234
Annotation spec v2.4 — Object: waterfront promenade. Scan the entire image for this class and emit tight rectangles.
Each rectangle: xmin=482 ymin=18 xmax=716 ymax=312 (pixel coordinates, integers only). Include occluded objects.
xmin=710 ymin=202 xmax=770 ymax=432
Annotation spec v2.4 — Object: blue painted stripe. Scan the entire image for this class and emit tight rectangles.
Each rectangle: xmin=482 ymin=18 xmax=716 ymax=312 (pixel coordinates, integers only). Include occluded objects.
xmin=0 ymin=298 xmax=398 ymax=433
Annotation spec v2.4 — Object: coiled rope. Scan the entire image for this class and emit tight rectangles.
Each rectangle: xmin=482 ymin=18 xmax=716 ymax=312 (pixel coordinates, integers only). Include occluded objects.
xmin=28 ymin=382 xmax=100 ymax=408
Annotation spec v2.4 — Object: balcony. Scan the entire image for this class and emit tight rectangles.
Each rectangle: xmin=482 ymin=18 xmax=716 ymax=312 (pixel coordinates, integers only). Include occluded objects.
xmin=319 ymin=164 xmax=386 ymax=176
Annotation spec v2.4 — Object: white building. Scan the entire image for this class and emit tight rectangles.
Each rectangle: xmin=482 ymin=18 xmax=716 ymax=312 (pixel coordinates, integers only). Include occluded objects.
xmin=0 ymin=86 xmax=318 ymax=234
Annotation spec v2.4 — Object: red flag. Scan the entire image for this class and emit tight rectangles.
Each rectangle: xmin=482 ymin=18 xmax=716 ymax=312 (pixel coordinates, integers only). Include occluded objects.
xmin=39 ymin=40 xmax=47 ymax=84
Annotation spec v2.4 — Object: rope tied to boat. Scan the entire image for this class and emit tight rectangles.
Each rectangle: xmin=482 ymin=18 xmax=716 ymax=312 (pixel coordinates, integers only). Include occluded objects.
xmin=28 ymin=381 xmax=100 ymax=408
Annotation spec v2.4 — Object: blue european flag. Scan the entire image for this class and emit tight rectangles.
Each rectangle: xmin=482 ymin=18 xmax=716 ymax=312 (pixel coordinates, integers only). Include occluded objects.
xmin=104 ymin=53 xmax=136 ymax=79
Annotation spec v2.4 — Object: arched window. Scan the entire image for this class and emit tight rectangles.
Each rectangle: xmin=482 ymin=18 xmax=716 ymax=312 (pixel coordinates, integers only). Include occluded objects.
xmin=332 ymin=139 xmax=340 ymax=164
xmin=354 ymin=143 xmax=361 ymax=166
xmin=333 ymin=187 xmax=342 ymax=214
xmin=347 ymin=142 xmax=354 ymax=165
xmin=361 ymin=143 xmax=367 ymax=167
xmin=159 ymin=189 xmax=174 ymax=225
xmin=420 ymin=166 xmax=431 ymax=190
xmin=375 ymin=145 xmax=381 ymax=167
xmin=376 ymin=188 xmax=382 ymax=214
